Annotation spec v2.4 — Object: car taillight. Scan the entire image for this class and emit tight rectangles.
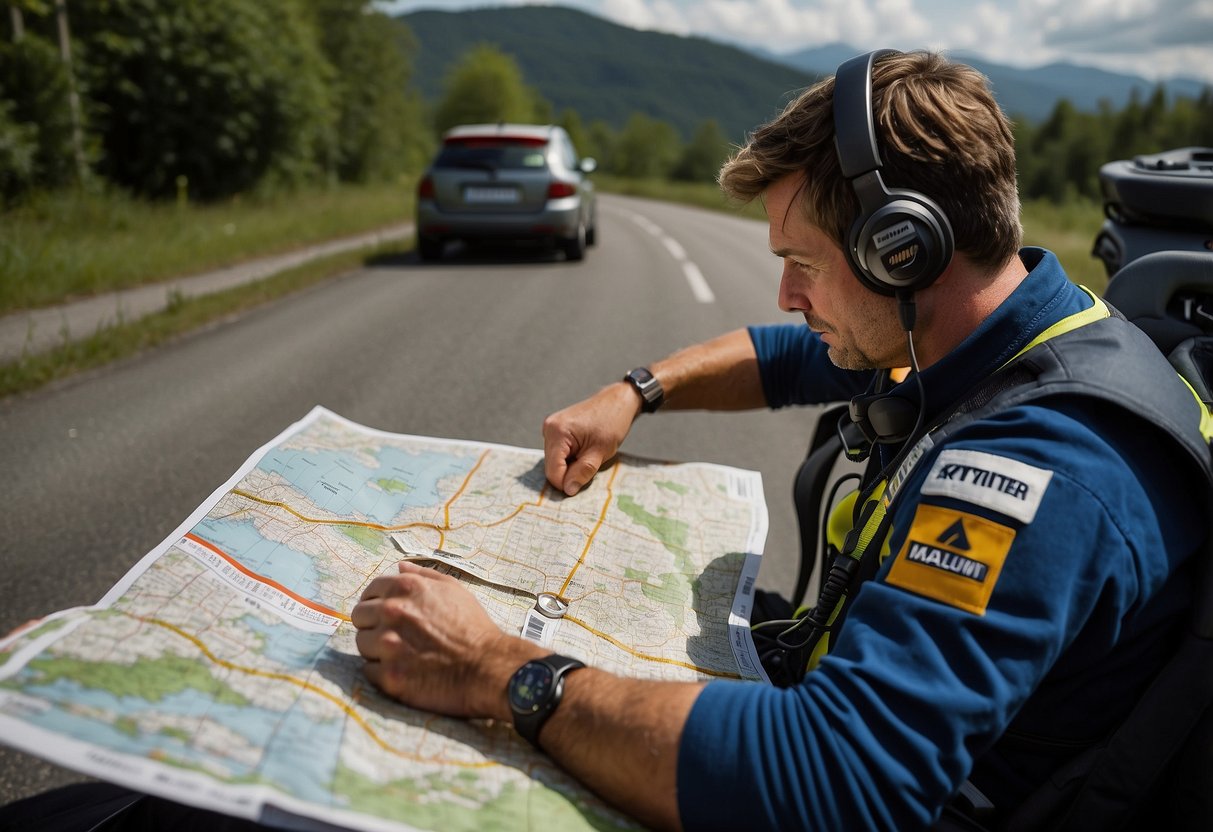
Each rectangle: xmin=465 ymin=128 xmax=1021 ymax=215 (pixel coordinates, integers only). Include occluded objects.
xmin=418 ymin=177 xmax=435 ymax=199
xmin=547 ymin=182 xmax=576 ymax=199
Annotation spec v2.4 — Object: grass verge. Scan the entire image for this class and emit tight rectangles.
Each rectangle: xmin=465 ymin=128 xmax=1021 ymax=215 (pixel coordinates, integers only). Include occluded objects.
xmin=0 ymin=241 xmax=406 ymax=400
xmin=0 ymin=182 xmax=413 ymax=315
xmin=592 ymin=174 xmax=766 ymax=221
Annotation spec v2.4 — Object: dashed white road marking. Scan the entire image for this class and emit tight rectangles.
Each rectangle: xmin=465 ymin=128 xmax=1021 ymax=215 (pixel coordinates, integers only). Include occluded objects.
xmin=680 ymin=262 xmax=715 ymax=304
xmin=623 ymin=211 xmax=716 ymax=304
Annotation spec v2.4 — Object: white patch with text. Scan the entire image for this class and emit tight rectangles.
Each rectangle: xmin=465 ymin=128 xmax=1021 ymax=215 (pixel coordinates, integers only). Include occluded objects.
xmin=920 ymin=449 xmax=1052 ymax=524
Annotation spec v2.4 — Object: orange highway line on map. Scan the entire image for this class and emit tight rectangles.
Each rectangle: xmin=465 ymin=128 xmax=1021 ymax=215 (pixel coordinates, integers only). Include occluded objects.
xmin=442 ymin=450 xmax=488 ymax=529
xmin=230 ymin=478 xmax=548 ymax=539
xmin=131 ymin=614 xmax=498 ymax=769
xmin=230 ymin=489 xmax=435 ymax=534
xmin=563 ymin=615 xmax=741 ymax=679
xmin=184 ymin=533 xmax=351 ymax=623
xmin=557 ymin=464 xmax=621 ymax=597
xmin=480 ymin=483 xmax=549 ymax=528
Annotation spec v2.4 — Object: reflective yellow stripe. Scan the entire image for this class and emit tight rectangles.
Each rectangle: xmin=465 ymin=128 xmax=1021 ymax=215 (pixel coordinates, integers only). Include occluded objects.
xmin=1007 ymin=286 xmax=1109 ymax=365
xmin=1008 ymin=286 xmax=1211 ymax=442
xmin=1178 ymin=374 xmax=1213 ymax=443
xmin=852 ymin=481 xmax=888 ymax=556
xmin=806 ymin=483 xmax=893 ymax=672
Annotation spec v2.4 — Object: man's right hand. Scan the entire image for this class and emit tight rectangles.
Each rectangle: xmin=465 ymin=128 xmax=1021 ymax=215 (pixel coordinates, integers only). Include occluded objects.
xmin=542 ymin=381 xmax=642 ymax=496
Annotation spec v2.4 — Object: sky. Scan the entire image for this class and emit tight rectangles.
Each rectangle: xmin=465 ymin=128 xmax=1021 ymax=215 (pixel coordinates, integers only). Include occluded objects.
xmin=380 ymin=0 xmax=1213 ymax=83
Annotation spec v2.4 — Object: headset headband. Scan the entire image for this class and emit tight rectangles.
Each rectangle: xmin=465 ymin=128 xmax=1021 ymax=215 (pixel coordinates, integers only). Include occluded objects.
xmin=833 ymin=48 xmax=900 ymax=182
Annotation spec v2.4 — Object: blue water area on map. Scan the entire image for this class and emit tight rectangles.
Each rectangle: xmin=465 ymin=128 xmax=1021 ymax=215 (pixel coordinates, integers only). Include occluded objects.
xmin=259 ymin=703 xmax=345 ymax=799
xmin=256 ymin=446 xmax=477 ymax=525
xmin=19 ymin=677 xmax=344 ymax=798
xmin=193 ymin=518 xmax=322 ymax=602
xmin=240 ymin=616 xmax=331 ymax=669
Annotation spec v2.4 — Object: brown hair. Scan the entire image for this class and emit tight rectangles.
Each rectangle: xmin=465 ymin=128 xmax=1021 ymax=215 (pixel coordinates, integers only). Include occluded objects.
xmin=719 ymin=51 xmax=1022 ymax=272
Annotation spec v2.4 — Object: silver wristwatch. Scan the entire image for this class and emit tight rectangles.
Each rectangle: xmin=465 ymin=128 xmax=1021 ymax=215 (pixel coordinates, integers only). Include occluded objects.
xmin=624 ymin=367 xmax=664 ymax=413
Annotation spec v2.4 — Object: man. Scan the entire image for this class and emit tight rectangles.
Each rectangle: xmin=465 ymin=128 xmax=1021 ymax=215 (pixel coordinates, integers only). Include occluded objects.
xmin=352 ymin=51 xmax=1209 ymax=830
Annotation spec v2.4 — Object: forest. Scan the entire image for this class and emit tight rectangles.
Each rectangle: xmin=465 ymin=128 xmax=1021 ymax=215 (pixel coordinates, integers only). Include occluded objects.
xmin=2 ymin=0 xmax=1211 ymax=207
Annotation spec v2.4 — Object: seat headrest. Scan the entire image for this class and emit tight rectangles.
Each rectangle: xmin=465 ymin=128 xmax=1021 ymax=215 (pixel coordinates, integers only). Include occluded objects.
xmin=1103 ymin=250 xmax=1213 ymax=354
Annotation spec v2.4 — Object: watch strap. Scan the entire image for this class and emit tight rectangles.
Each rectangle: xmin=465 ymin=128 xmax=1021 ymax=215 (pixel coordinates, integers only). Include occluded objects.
xmin=510 ymin=654 xmax=586 ymax=749
xmin=624 ymin=367 xmax=664 ymax=413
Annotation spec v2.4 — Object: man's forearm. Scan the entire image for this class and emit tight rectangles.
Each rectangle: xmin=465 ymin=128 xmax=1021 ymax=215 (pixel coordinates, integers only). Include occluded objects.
xmin=532 ymin=669 xmax=703 ymax=831
xmin=648 ymin=328 xmax=766 ymax=411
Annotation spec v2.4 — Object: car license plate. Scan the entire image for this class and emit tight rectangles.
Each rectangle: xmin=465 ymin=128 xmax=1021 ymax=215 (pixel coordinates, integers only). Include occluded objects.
xmin=464 ymin=186 xmax=520 ymax=204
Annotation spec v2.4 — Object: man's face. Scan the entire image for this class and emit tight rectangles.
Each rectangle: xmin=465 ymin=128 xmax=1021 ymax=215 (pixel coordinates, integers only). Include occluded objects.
xmin=767 ymin=173 xmax=905 ymax=370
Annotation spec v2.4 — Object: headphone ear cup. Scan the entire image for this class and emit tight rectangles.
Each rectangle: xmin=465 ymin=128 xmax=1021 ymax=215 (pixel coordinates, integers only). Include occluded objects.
xmin=849 ymin=193 xmax=954 ymax=296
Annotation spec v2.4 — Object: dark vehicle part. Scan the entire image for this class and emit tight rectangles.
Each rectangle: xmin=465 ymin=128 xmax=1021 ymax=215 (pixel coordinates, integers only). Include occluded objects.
xmin=1094 ymin=147 xmax=1213 ymax=276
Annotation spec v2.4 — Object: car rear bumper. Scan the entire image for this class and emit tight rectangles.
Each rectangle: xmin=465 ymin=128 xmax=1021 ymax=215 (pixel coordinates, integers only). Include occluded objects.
xmin=417 ymin=198 xmax=585 ymax=241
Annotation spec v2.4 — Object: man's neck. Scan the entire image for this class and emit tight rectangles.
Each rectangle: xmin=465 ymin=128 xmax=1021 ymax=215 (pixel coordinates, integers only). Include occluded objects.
xmin=910 ymin=254 xmax=1027 ymax=369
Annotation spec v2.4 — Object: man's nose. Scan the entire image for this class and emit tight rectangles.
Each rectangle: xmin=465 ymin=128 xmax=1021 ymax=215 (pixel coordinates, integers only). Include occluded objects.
xmin=778 ymin=263 xmax=806 ymax=313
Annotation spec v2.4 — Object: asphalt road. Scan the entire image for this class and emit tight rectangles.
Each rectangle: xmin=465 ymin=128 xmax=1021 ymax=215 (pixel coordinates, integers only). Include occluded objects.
xmin=0 ymin=193 xmax=823 ymax=807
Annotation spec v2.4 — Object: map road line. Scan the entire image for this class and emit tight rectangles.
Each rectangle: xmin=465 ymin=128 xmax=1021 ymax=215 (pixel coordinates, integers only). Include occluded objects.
xmin=558 ymin=463 xmax=621 ymax=597
xmin=130 ymin=613 xmax=495 ymax=768
xmin=563 ymin=615 xmax=741 ymax=679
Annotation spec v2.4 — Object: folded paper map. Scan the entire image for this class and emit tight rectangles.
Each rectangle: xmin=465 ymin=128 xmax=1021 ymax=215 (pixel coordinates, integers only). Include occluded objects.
xmin=0 ymin=406 xmax=768 ymax=831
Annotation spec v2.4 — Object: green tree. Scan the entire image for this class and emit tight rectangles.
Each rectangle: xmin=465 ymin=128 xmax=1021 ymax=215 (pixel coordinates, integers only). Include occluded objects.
xmin=0 ymin=97 xmax=38 ymax=201
xmin=1142 ymin=85 xmax=1168 ymax=148
xmin=1197 ymin=88 xmax=1213 ymax=146
xmin=558 ymin=110 xmax=586 ymax=154
xmin=586 ymin=119 xmax=616 ymax=171
xmin=433 ymin=44 xmax=550 ymax=134
xmin=303 ymin=0 xmax=430 ymax=183
xmin=0 ymin=34 xmax=78 ymax=192
xmin=72 ymin=0 xmax=336 ymax=200
xmin=611 ymin=112 xmax=680 ymax=179
xmin=1109 ymin=89 xmax=1144 ymax=161
xmin=672 ymin=119 xmax=730 ymax=182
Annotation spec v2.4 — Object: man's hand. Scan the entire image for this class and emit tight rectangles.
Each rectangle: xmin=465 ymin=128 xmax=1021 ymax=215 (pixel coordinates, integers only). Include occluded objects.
xmin=352 ymin=562 xmax=542 ymax=719
xmin=542 ymin=382 xmax=641 ymax=496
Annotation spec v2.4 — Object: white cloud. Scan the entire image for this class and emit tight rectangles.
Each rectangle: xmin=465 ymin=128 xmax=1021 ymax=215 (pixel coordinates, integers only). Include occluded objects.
xmin=601 ymin=0 xmax=689 ymax=32
xmin=376 ymin=0 xmax=1213 ymax=81
xmin=632 ymin=0 xmax=935 ymax=53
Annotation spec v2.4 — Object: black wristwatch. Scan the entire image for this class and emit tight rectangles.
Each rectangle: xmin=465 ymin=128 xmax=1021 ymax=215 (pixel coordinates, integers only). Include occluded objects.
xmin=624 ymin=367 xmax=664 ymax=413
xmin=507 ymin=654 xmax=586 ymax=749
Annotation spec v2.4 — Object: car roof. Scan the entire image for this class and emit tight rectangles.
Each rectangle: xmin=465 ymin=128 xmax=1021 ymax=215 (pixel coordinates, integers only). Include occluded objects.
xmin=441 ymin=124 xmax=558 ymax=143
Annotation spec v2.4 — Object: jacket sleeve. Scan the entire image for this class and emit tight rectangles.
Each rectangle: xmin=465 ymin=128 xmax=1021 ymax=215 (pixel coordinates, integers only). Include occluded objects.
xmin=676 ymin=403 xmax=1204 ymax=830
xmin=747 ymin=323 xmax=868 ymax=407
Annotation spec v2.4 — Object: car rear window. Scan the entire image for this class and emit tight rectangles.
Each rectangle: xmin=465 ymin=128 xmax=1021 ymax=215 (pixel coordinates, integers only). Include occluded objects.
xmin=434 ymin=138 xmax=549 ymax=171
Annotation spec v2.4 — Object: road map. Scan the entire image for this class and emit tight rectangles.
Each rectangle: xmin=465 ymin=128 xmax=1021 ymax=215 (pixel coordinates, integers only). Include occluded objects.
xmin=0 ymin=406 xmax=769 ymax=831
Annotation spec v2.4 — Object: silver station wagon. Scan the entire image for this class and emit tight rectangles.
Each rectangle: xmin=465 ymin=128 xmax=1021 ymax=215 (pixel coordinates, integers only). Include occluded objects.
xmin=415 ymin=123 xmax=598 ymax=261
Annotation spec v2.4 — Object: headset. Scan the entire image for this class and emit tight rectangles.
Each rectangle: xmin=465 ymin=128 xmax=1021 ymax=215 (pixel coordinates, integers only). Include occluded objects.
xmin=833 ymin=49 xmax=954 ymax=447
xmin=833 ymin=49 xmax=955 ymax=299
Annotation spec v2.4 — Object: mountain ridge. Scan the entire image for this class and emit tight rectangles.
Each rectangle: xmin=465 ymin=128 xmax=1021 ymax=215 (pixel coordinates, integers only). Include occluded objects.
xmin=399 ymin=6 xmax=1211 ymax=133
xmin=774 ymin=42 xmax=1208 ymax=121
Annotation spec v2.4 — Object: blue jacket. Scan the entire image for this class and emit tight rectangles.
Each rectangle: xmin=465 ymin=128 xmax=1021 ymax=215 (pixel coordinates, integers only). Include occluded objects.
xmin=676 ymin=249 xmax=1207 ymax=830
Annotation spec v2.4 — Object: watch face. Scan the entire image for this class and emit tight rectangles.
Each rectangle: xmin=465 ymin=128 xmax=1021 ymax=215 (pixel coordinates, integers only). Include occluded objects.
xmin=508 ymin=662 xmax=554 ymax=715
